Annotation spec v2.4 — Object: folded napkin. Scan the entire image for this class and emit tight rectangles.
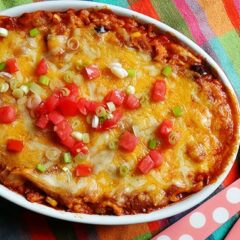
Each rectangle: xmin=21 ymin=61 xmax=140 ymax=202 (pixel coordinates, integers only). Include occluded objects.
xmin=0 ymin=1 xmax=239 ymax=239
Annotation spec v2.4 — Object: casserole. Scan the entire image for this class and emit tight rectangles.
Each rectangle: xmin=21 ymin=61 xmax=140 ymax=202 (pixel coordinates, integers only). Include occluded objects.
xmin=0 ymin=1 xmax=239 ymax=224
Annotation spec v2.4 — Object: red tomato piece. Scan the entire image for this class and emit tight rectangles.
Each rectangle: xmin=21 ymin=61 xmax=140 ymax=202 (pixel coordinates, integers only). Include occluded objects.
xmin=75 ymin=164 xmax=93 ymax=177
xmin=58 ymin=97 xmax=78 ymax=116
xmin=124 ymin=94 xmax=140 ymax=110
xmin=48 ymin=111 xmax=64 ymax=125
xmin=6 ymin=58 xmax=19 ymax=73
xmin=104 ymin=90 xmax=126 ymax=106
xmin=137 ymin=155 xmax=155 ymax=174
xmin=36 ymin=114 xmax=49 ymax=129
xmin=157 ymin=120 xmax=173 ymax=138
xmin=102 ymin=110 xmax=122 ymax=130
xmin=0 ymin=106 xmax=16 ymax=124
xmin=54 ymin=120 xmax=72 ymax=141
xmin=66 ymin=83 xmax=79 ymax=101
xmin=44 ymin=93 xmax=60 ymax=113
xmin=149 ymin=150 xmax=163 ymax=168
xmin=7 ymin=139 xmax=24 ymax=152
xmin=158 ymin=35 xmax=170 ymax=45
xmin=36 ymin=58 xmax=48 ymax=76
xmin=86 ymin=101 xmax=104 ymax=113
xmin=77 ymin=98 xmax=89 ymax=116
xmin=151 ymin=80 xmax=166 ymax=102
xmin=70 ymin=141 xmax=88 ymax=156
xmin=61 ymin=135 xmax=76 ymax=149
xmin=118 ymin=131 xmax=138 ymax=152
xmin=83 ymin=64 xmax=100 ymax=80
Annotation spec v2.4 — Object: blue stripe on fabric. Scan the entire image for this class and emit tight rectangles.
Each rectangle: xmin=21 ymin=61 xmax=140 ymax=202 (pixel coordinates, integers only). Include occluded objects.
xmin=209 ymin=37 xmax=240 ymax=98
xmin=94 ymin=0 xmax=129 ymax=8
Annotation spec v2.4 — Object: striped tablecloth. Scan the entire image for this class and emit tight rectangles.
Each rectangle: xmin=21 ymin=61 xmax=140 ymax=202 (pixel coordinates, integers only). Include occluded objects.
xmin=0 ymin=1 xmax=239 ymax=239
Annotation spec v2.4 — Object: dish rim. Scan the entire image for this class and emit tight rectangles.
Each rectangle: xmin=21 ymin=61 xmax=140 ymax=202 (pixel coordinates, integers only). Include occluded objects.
xmin=0 ymin=1 xmax=239 ymax=225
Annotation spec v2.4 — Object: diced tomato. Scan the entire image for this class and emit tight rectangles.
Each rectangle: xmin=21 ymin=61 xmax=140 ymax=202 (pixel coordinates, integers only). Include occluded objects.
xmin=75 ymin=164 xmax=93 ymax=177
xmin=36 ymin=114 xmax=49 ymax=129
xmin=158 ymin=35 xmax=170 ymax=45
xmin=102 ymin=110 xmax=122 ymax=130
xmin=104 ymin=90 xmax=126 ymax=106
xmin=48 ymin=111 xmax=64 ymax=125
xmin=61 ymin=135 xmax=76 ymax=149
xmin=137 ymin=155 xmax=155 ymax=174
xmin=58 ymin=97 xmax=78 ymax=116
xmin=118 ymin=131 xmax=138 ymax=152
xmin=151 ymin=80 xmax=166 ymax=102
xmin=157 ymin=120 xmax=173 ymax=138
xmin=86 ymin=101 xmax=104 ymax=113
xmin=83 ymin=64 xmax=101 ymax=80
xmin=0 ymin=106 xmax=16 ymax=124
xmin=7 ymin=139 xmax=24 ymax=152
xmin=44 ymin=93 xmax=60 ymax=113
xmin=66 ymin=83 xmax=79 ymax=101
xmin=36 ymin=58 xmax=48 ymax=76
xmin=6 ymin=58 xmax=19 ymax=73
xmin=77 ymin=98 xmax=89 ymax=116
xmin=124 ymin=94 xmax=140 ymax=110
xmin=54 ymin=120 xmax=72 ymax=141
xmin=149 ymin=150 xmax=163 ymax=168
xmin=70 ymin=141 xmax=88 ymax=156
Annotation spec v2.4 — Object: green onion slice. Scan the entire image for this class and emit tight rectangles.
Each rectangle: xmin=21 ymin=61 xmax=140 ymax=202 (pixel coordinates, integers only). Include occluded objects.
xmin=63 ymin=152 xmax=72 ymax=163
xmin=119 ymin=165 xmax=129 ymax=177
xmin=148 ymin=138 xmax=158 ymax=149
xmin=36 ymin=163 xmax=46 ymax=173
xmin=162 ymin=65 xmax=172 ymax=77
xmin=127 ymin=69 xmax=136 ymax=78
xmin=0 ymin=62 xmax=6 ymax=71
xmin=39 ymin=76 xmax=50 ymax=86
xmin=29 ymin=28 xmax=39 ymax=37
xmin=172 ymin=106 xmax=183 ymax=117
xmin=108 ymin=141 xmax=117 ymax=150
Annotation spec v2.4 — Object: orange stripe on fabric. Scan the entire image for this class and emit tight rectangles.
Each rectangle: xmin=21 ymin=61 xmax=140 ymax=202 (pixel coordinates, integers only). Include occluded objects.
xmin=223 ymin=160 xmax=240 ymax=187
xmin=130 ymin=0 xmax=160 ymax=20
xmin=97 ymin=223 xmax=149 ymax=240
xmin=223 ymin=0 xmax=240 ymax=30
xmin=148 ymin=219 xmax=168 ymax=233
xmin=21 ymin=212 xmax=56 ymax=240
xmin=198 ymin=0 xmax=234 ymax=35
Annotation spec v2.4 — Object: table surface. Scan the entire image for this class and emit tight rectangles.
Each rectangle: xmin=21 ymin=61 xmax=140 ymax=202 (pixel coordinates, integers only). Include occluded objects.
xmin=0 ymin=0 xmax=239 ymax=239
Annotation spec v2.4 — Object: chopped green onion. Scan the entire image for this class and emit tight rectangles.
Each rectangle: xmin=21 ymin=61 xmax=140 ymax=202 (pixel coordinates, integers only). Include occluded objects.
xmin=168 ymin=131 xmax=180 ymax=145
xmin=62 ymin=167 xmax=69 ymax=172
xmin=29 ymin=82 xmax=44 ymax=95
xmin=0 ymin=82 xmax=9 ymax=93
xmin=127 ymin=69 xmax=136 ymax=77
xmin=12 ymin=88 xmax=24 ymax=99
xmin=82 ymin=133 xmax=90 ymax=144
xmin=86 ymin=115 xmax=92 ymax=124
xmin=20 ymin=85 xmax=29 ymax=95
xmin=172 ymin=106 xmax=183 ymax=117
xmin=29 ymin=28 xmax=39 ymax=37
xmin=75 ymin=60 xmax=83 ymax=71
xmin=36 ymin=163 xmax=46 ymax=173
xmin=108 ymin=141 xmax=117 ymax=150
xmin=39 ymin=76 xmax=50 ymax=86
xmin=63 ymin=71 xmax=74 ymax=83
xmin=148 ymin=138 xmax=158 ymax=150
xmin=99 ymin=115 xmax=108 ymax=123
xmin=71 ymin=131 xmax=83 ymax=141
xmin=126 ymin=85 xmax=135 ymax=94
xmin=162 ymin=65 xmax=172 ymax=77
xmin=63 ymin=152 xmax=72 ymax=163
xmin=106 ymin=102 xmax=116 ymax=112
xmin=0 ymin=62 xmax=6 ymax=71
xmin=96 ymin=106 xmax=106 ymax=117
xmin=71 ymin=119 xmax=80 ymax=129
xmin=119 ymin=165 xmax=129 ymax=177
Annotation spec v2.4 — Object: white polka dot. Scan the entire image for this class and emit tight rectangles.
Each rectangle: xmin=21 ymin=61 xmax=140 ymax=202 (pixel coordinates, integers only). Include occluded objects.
xmin=179 ymin=234 xmax=194 ymax=240
xmin=189 ymin=212 xmax=206 ymax=228
xmin=226 ymin=187 xmax=240 ymax=204
xmin=156 ymin=235 xmax=172 ymax=240
xmin=212 ymin=207 xmax=229 ymax=224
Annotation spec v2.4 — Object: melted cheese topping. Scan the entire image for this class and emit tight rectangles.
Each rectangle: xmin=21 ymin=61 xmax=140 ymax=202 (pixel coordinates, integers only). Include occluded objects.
xmin=0 ymin=11 xmax=238 ymax=214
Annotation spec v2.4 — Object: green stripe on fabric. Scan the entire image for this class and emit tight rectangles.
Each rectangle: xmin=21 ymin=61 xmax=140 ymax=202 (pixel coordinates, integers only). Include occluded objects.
xmin=133 ymin=232 xmax=152 ymax=240
xmin=94 ymin=0 xmax=129 ymax=8
xmin=150 ymin=0 xmax=193 ymax=39
xmin=218 ymin=30 xmax=240 ymax=77
xmin=47 ymin=219 xmax=77 ymax=240
xmin=207 ymin=214 xmax=239 ymax=240
xmin=0 ymin=0 xmax=32 ymax=11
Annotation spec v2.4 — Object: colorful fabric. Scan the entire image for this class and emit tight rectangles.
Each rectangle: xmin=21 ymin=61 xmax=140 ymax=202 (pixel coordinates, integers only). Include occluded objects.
xmin=0 ymin=0 xmax=239 ymax=239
